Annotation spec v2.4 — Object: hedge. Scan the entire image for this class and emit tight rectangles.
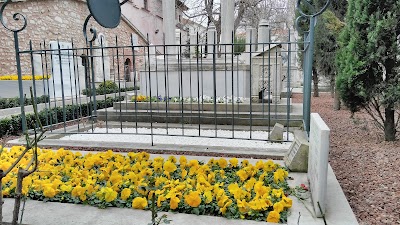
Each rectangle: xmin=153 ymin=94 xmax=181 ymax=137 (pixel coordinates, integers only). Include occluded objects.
xmin=0 ymin=95 xmax=50 ymax=109
xmin=82 ymin=81 xmax=139 ymax=96
xmin=0 ymin=96 xmax=124 ymax=137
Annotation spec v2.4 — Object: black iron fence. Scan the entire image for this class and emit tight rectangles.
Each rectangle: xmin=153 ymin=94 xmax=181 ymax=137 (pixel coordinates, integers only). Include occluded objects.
xmin=0 ymin=0 xmax=331 ymax=144
xmin=11 ymin=30 xmax=303 ymax=144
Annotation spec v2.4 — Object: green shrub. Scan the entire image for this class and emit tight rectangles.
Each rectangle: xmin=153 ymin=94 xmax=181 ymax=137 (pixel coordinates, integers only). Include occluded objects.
xmin=99 ymin=81 xmax=118 ymax=90
xmin=234 ymin=36 xmax=246 ymax=56
xmin=82 ymin=85 xmax=139 ymax=96
xmin=0 ymin=95 xmax=50 ymax=109
xmin=0 ymin=96 xmax=124 ymax=137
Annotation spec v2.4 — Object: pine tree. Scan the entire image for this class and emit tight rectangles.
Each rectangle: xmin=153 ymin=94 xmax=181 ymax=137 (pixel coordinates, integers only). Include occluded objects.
xmin=336 ymin=0 xmax=400 ymax=141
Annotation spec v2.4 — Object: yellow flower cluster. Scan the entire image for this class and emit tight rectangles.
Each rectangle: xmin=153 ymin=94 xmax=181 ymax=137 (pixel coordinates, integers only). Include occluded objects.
xmin=131 ymin=95 xmax=148 ymax=102
xmin=0 ymin=146 xmax=292 ymax=223
xmin=0 ymin=75 xmax=51 ymax=80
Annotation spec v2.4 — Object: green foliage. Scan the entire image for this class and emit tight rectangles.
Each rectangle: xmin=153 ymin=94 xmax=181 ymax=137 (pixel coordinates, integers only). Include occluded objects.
xmin=296 ymin=0 xmax=347 ymax=82
xmin=330 ymin=0 xmax=348 ymax=20
xmin=233 ymin=36 xmax=246 ymax=56
xmin=314 ymin=10 xmax=345 ymax=85
xmin=336 ymin=0 xmax=400 ymax=139
xmin=0 ymin=95 xmax=49 ymax=109
xmin=82 ymin=81 xmax=139 ymax=96
xmin=0 ymin=96 xmax=124 ymax=137
xmin=98 ymin=81 xmax=118 ymax=90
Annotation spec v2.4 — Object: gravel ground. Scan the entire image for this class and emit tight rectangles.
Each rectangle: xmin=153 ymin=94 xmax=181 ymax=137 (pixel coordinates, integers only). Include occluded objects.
xmin=301 ymin=93 xmax=400 ymax=225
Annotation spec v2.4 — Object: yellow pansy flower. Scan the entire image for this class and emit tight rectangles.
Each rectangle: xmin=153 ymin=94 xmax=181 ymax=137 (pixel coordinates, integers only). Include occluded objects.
xmin=266 ymin=210 xmax=280 ymax=223
xmin=272 ymin=188 xmax=283 ymax=198
xmin=188 ymin=159 xmax=199 ymax=167
xmin=1 ymin=161 xmax=11 ymax=171
xmin=185 ymin=191 xmax=201 ymax=207
xmin=237 ymin=199 xmax=249 ymax=213
xmin=170 ymin=196 xmax=180 ymax=209
xmin=43 ymin=185 xmax=56 ymax=198
xmin=98 ymin=187 xmax=118 ymax=202
xmin=60 ymin=184 xmax=73 ymax=192
xmin=229 ymin=158 xmax=238 ymax=167
xmin=217 ymin=158 xmax=228 ymax=168
xmin=163 ymin=161 xmax=177 ymax=173
xmin=273 ymin=201 xmax=284 ymax=213
xmin=179 ymin=156 xmax=187 ymax=168
xmin=254 ymin=181 xmax=270 ymax=196
xmin=168 ymin=156 xmax=177 ymax=163
xmin=157 ymin=195 xmax=166 ymax=207
xmin=203 ymin=190 xmax=213 ymax=204
xmin=132 ymin=197 xmax=148 ymax=209
xmin=282 ymin=195 xmax=292 ymax=208
xmin=236 ymin=170 xmax=248 ymax=182
xmin=273 ymin=168 xmax=288 ymax=183
xmin=219 ymin=199 xmax=232 ymax=215
xmin=121 ymin=188 xmax=131 ymax=201
xmin=264 ymin=160 xmax=277 ymax=172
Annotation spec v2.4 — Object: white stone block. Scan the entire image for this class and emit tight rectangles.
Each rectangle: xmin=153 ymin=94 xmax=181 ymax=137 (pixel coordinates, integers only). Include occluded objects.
xmin=308 ymin=113 xmax=330 ymax=217
xmin=49 ymin=41 xmax=77 ymax=98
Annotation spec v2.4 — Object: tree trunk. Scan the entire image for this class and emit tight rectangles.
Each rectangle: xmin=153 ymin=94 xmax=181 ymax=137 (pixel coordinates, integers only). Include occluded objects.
xmin=12 ymin=170 xmax=25 ymax=225
xmin=312 ymin=67 xmax=319 ymax=97
xmin=330 ymin=75 xmax=335 ymax=98
xmin=333 ymin=87 xmax=341 ymax=110
xmin=384 ymin=107 xmax=396 ymax=141
xmin=0 ymin=175 xmax=3 ymax=224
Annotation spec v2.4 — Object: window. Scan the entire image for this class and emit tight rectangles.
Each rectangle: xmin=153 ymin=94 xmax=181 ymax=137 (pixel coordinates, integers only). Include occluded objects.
xmin=143 ymin=0 xmax=148 ymax=10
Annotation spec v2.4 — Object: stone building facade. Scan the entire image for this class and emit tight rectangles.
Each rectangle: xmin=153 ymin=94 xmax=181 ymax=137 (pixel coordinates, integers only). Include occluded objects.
xmin=0 ymin=0 xmax=148 ymax=78
xmin=122 ymin=0 xmax=188 ymax=46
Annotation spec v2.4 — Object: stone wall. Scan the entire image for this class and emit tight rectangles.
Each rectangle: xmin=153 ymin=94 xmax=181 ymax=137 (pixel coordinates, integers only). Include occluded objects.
xmin=0 ymin=0 xmax=147 ymax=77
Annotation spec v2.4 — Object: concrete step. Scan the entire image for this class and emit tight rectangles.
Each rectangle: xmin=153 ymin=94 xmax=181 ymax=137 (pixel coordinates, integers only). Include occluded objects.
xmin=97 ymin=107 xmax=303 ymax=127
xmin=114 ymin=99 xmax=295 ymax=113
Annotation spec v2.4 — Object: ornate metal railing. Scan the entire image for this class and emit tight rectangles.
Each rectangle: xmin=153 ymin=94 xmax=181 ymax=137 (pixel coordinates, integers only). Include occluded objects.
xmin=0 ymin=0 xmax=329 ymax=144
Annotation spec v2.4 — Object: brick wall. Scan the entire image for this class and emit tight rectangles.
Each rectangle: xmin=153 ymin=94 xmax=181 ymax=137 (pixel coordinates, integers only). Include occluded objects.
xmin=0 ymin=0 xmax=147 ymax=79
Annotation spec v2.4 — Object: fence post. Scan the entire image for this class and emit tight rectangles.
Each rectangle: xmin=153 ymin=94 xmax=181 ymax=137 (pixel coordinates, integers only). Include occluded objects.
xmin=0 ymin=1 xmax=29 ymax=133
xmin=296 ymin=0 xmax=330 ymax=133
xmin=15 ymin=32 xmax=27 ymax=133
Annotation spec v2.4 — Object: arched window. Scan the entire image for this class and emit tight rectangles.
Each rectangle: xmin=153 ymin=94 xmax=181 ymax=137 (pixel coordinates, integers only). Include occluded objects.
xmin=124 ymin=58 xmax=132 ymax=81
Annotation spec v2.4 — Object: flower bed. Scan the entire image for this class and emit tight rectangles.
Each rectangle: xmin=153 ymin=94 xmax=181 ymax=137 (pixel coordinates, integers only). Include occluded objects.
xmin=132 ymin=95 xmax=246 ymax=104
xmin=1 ymin=147 xmax=292 ymax=223
xmin=0 ymin=75 xmax=50 ymax=80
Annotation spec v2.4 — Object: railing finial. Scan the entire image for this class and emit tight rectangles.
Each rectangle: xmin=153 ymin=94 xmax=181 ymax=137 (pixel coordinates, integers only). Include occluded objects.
xmin=0 ymin=0 xmax=28 ymax=33
xmin=296 ymin=0 xmax=330 ymax=18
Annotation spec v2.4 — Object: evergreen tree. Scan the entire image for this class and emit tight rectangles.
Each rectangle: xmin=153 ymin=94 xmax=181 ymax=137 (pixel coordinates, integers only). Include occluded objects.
xmin=336 ymin=0 xmax=400 ymax=141
xmin=314 ymin=10 xmax=344 ymax=102
xmin=296 ymin=0 xmax=346 ymax=99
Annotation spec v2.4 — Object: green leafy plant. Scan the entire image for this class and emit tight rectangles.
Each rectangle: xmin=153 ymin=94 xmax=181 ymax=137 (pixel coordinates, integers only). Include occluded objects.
xmin=234 ymin=36 xmax=245 ymax=56
xmin=0 ymin=95 xmax=49 ymax=109
xmin=82 ymin=84 xmax=139 ymax=96
xmin=0 ymin=96 xmax=124 ymax=138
